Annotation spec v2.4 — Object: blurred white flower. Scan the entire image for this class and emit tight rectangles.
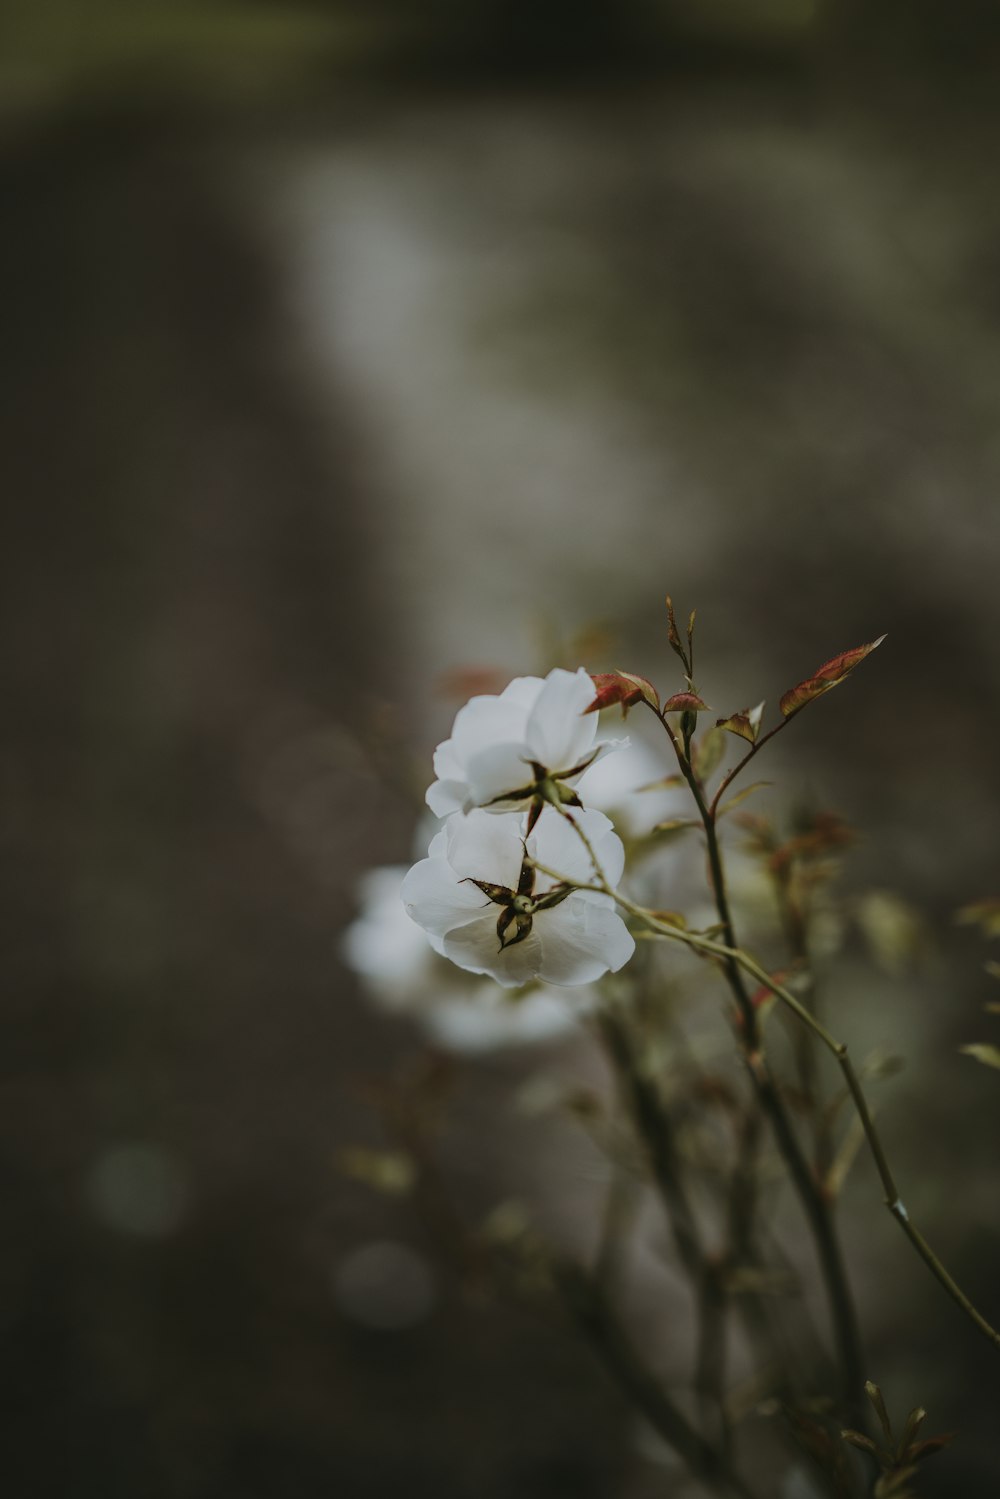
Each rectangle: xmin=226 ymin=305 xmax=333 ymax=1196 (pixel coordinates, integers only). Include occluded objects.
xmin=342 ymin=864 xmax=587 ymax=1052
xmin=576 ymin=732 xmax=683 ymax=838
xmin=342 ymin=865 xmax=436 ymax=1013
xmin=402 ymin=806 xmax=635 ymax=987
xmin=425 ymin=987 xmax=577 ymax=1053
xmin=426 ymin=667 xmax=623 ymax=821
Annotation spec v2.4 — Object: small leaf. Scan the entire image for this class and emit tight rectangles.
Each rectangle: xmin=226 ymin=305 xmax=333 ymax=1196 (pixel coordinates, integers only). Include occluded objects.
xmin=649 ymin=818 xmax=701 ymax=844
xmin=908 ymin=1433 xmax=956 ymax=1462
xmin=779 ymin=634 xmax=886 ymax=719
xmin=959 ymin=1043 xmax=1000 ymax=1071
xmin=717 ymin=700 xmax=765 ymax=744
xmin=665 ymin=595 xmax=689 ymax=670
xmin=637 ymin=774 xmax=683 ymax=792
xmin=718 ymin=781 xmax=772 ymax=817
xmin=956 ymin=898 xmax=1000 ymax=939
xmin=662 ymin=691 xmax=711 ymax=713
xmin=586 ymin=670 xmax=659 ymax=717
xmin=647 ymin=908 xmax=688 ymax=929
xmin=694 ymin=726 xmax=726 ymax=781
xmin=865 ymin=1381 xmax=894 ymax=1444
xmin=841 ymin=1429 xmax=881 ymax=1459
xmin=898 ymin=1407 xmax=927 ymax=1455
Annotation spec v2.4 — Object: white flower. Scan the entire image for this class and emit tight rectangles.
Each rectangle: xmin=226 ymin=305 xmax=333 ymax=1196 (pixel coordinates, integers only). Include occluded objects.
xmin=402 ymin=806 xmax=635 ymax=988
xmin=341 ymin=864 xmax=586 ymax=1052
xmin=426 ymin=667 xmax=623 ymax=821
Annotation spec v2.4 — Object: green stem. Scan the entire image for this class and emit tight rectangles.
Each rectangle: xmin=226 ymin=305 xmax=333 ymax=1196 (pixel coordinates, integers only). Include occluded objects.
xmin=539 ymin=849 xmax=1000 ymax=1363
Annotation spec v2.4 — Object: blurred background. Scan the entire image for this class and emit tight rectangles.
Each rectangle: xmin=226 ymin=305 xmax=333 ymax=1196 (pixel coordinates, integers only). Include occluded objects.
xmin=3 ymin=2 xmax=1000 ymax=1495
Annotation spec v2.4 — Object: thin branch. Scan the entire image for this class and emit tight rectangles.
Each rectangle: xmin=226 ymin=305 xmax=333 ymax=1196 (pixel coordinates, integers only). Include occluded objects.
xmin=648 ymin=711 xmax=867 ymax=1418
xmin=553 ymin=1260 xmax=760 ymax=1499
xmin=708 ymin=716 xmax=797 ymax=820
xmin=601 ymin=884 xmax=1000 ymax=1360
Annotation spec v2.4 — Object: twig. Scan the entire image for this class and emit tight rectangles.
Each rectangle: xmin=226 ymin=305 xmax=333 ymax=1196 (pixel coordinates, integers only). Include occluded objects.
xmin=554 ymin=1260 xmax=761 ymax=1499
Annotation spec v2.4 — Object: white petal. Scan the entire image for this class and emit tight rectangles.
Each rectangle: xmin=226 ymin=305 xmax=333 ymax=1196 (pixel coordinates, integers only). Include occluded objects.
xmin=463 ymin=740 xmax=535 ymax=806
xmin=536 ymin=897 xmax=636 ymax=985
xmin=432 ymin=737 xmax=463 ymax=782
xmin=425 ymin=827 xmax=449 ymax=858
xmin=445 ymin=809 xmax=526 ymax=888
xmin=401 ymin=854 xmax=486 ymax=940
xmin=426 ymin=779 xmax=466 ymax=818
xmin=592 ymin=820 xmax=627 ymax=888
xmin=438 ymin=914 xmax=544 ymax=988
xmin=529 ymin=806 xmax=617 ymax=888
xmin=524 ymin=668 xmax=597 ymax=771
xmin=451 ymin=684 xmax=537 ymax=766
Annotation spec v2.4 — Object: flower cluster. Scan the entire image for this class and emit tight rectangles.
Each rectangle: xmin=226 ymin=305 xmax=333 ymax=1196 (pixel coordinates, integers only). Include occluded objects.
xmin=403 ymin=668 xmax=636 ymax=989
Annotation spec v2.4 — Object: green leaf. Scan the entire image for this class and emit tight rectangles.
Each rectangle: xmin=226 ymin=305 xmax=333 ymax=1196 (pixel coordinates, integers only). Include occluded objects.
xmin=647 ymin=908 xmax=688 ymax=929
xmin=841 ymin=1429 xmax=881 ymax=1459
xmin=694 ymin=725 xmax=726 ymax=781
xmin=959 ymin=1043 xmax=1000 ymax=1071
xmin=779 ymin=635 xmax=886 ymax=719
xmin=956 ymin=898 xmax=1000 ymax=939
xmin=718 ymin=781 xmax=772 ymax=817
xmin=649 ymin=818 xmax=701 ymax=841
xmin=865 ymin=1381 xmax=894 ymax=1444
xmin=898 ymin=1407 xmax=926 ymax=1456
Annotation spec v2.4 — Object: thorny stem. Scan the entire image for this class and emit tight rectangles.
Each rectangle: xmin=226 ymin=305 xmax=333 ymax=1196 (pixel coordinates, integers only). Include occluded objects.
xmin=528 ymin=848 xmax=1000 ymax=1360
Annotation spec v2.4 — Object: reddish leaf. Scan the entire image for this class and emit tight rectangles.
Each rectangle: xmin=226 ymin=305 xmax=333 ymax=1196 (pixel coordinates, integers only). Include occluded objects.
xmin=665 ymin=595 xmax=686 ymax=666
xmin=717 ymin=700 xmax=765 ymax=743
xmin=779 ymin=635 xmax=886 ymax=718
xmin=908 ymin=1433 xmax=956 ymax=1462
xmin=662 ymin=691 xmax=711 ymax=714
xmin=586 ymin=670 xmax=659 ymax=716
